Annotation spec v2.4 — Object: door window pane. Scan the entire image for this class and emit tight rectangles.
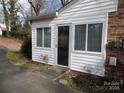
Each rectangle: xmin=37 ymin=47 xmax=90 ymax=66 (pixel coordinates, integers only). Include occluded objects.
xmin=75 ymin=25 xmax=86 ymax=50
xmin=37 ymin=28 xmax=42 ymax=47
xmin=87 ymin=23 xmax=103 ymax=52
xmin=44 ymin=27 xmax=51 ymax=48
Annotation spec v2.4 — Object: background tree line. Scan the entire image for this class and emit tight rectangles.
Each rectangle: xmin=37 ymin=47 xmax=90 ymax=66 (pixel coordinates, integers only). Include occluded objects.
xmin=0 ymin=0 xmax=72 ymax=59
xmin=0 ymin=0 xmax=72 ymax=37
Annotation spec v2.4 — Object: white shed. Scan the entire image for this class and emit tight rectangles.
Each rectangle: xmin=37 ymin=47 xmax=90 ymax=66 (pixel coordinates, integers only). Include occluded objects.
xmin=0 ymin=28 xmax=2 ymax=36
xmin=29 ymin=0 xmax=118 ymax=76
xmin=0 ymin=23 xmax=7 ymax=36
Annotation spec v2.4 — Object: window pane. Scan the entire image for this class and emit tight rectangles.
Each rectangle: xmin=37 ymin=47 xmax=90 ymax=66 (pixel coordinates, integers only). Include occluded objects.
xmin=75 ymin=25 xmax=86 ymax=50
xmin=87 ymin=23 xmax=103 ymax=52
xmin=37 ymin=28 xmax=42 ymax=47
xmin=44 ymin=27 xmax=51 ymax=48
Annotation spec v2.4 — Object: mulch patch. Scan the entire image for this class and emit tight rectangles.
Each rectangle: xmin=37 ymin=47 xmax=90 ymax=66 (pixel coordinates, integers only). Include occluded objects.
xmin=65 ymin=71 xmax=124 ymax=93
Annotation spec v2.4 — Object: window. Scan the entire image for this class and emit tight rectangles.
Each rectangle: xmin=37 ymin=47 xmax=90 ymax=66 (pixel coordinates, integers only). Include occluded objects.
xmin=75 ymin=25 xmax=86 ymax=50
xmin=87 ymin=23 xmax=103 ymax=52
xmin=37 ymin=28 xmax=42 ymax=47
xmin=37 ymin=27 xmax=51 ymax=48
xmin=44 ymin=27 xmax=51 ymax=47
xmin=74 ymin=23 xmax=103 ymax=52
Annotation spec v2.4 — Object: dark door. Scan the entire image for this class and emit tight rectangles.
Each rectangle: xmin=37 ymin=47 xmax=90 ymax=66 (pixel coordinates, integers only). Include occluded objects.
xmin=58 ymin=26 xmax=69 ymax=66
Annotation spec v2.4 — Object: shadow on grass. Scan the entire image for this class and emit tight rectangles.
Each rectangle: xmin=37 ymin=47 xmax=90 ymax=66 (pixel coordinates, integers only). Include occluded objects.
xmin=7 ymin=51 xmax=50 ymax=72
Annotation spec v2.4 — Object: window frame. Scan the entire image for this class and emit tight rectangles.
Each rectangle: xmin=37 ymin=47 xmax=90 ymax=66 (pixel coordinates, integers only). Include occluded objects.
xmin=36 ymin=27 xmax=51 ymax=49
xmin=74 ymin=22 xmax=104 ymax=54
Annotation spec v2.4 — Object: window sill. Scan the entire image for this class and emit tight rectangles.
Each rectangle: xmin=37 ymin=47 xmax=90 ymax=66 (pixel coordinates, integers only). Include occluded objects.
xmin=72 ymin=50 xmax=102 ymax=55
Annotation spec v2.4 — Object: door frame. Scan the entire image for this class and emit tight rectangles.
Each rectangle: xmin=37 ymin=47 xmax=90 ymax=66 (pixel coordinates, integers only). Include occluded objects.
xmin=56 ymin=23 xmax=72 ymax=68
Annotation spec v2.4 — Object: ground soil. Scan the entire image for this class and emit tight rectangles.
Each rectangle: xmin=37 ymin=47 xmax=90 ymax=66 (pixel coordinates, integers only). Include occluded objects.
xmin=0 ymin=37 xmax=22 ymax=52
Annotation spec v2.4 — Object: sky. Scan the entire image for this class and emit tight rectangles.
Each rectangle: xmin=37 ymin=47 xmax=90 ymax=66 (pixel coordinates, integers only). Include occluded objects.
xmin=0 ymin=0 xmax=61 ymax=23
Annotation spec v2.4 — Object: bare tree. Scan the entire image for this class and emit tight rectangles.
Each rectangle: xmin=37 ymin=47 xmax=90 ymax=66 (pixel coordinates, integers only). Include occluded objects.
xmin=42 ymin=0 xmax=61 ymax=15
xmin=1 ymin=0 xmax=9 ymax=36
xmin=8 ymin=0 xmax=19 ymax=32
xmin=28 ymin=0 xmax=43 ymax=16
xmin=61 ymin=0 xmax=72 ymax=6
xmin=1 ymin=0 xmax=24 ymax=33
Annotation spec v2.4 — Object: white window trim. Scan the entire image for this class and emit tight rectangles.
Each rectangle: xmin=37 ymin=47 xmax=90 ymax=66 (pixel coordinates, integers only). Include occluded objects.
xmin=73 ymin=22 xmax=105 ymax=54
xmin=85 ymin=24 xmax=88 ymax=51
xmin=36 ymin=27 xmax=51 ymax=49
xmin=42 ymin=28 xmax=44 ymax=47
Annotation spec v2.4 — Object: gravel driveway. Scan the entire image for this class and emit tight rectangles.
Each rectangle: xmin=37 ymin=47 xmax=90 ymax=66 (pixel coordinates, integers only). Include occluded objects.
xmin=0 ymin=46 xmax=78 ymax=93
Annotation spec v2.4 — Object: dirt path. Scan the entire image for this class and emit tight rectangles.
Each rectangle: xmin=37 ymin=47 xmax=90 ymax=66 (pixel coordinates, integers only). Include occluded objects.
xmin=0 ymin=37 xmax=22 ymax=52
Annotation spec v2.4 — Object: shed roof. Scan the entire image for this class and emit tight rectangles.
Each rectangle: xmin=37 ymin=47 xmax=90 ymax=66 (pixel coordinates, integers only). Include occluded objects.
xmin=27 ymin=12 xmax=57 ymax=21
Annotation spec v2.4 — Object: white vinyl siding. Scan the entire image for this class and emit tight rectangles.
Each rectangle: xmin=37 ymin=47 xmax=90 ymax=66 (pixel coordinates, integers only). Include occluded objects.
xmin=53 ymin=0 xmax=117 ymax=24
xmin=32 ymin=22 xmax=55 ymax=65
xmin=31 ymin=0 xmax=117 ymax=76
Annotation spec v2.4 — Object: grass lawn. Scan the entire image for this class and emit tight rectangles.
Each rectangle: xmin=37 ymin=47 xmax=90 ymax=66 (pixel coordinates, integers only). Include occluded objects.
xmin=7 ymin=51 xmax=50 ymax=72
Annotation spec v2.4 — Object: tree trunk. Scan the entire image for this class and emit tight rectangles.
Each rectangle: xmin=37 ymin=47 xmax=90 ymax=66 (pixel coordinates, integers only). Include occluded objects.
xmin=1 ymin=0 xmax=9 ymax=37
xmin=61 ymin=0 xmax=71 ymax=6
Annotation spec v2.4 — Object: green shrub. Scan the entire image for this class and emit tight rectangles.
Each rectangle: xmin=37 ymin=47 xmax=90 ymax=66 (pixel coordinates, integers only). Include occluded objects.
xmin=21 ymin=36 xmax=32 ymax=59
xmin=10 ymin=31 xmax=27 ymax=40
xmin=2 ymin=31 xmax=8 ymax=37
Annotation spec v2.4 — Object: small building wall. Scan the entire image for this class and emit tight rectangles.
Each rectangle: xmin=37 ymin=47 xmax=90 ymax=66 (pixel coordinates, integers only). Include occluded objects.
xmin=31 ymin=20 xmax=56 ymax=65
xmin=105 ymin=0 xmax=124 ymax=80
xmin=31 ymin=0 xmax=118 ymax=77
xmin=0 ymin=28 xmax=2 ymax=36
xmin=52 ymin=0 xmax=117 ymax=77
